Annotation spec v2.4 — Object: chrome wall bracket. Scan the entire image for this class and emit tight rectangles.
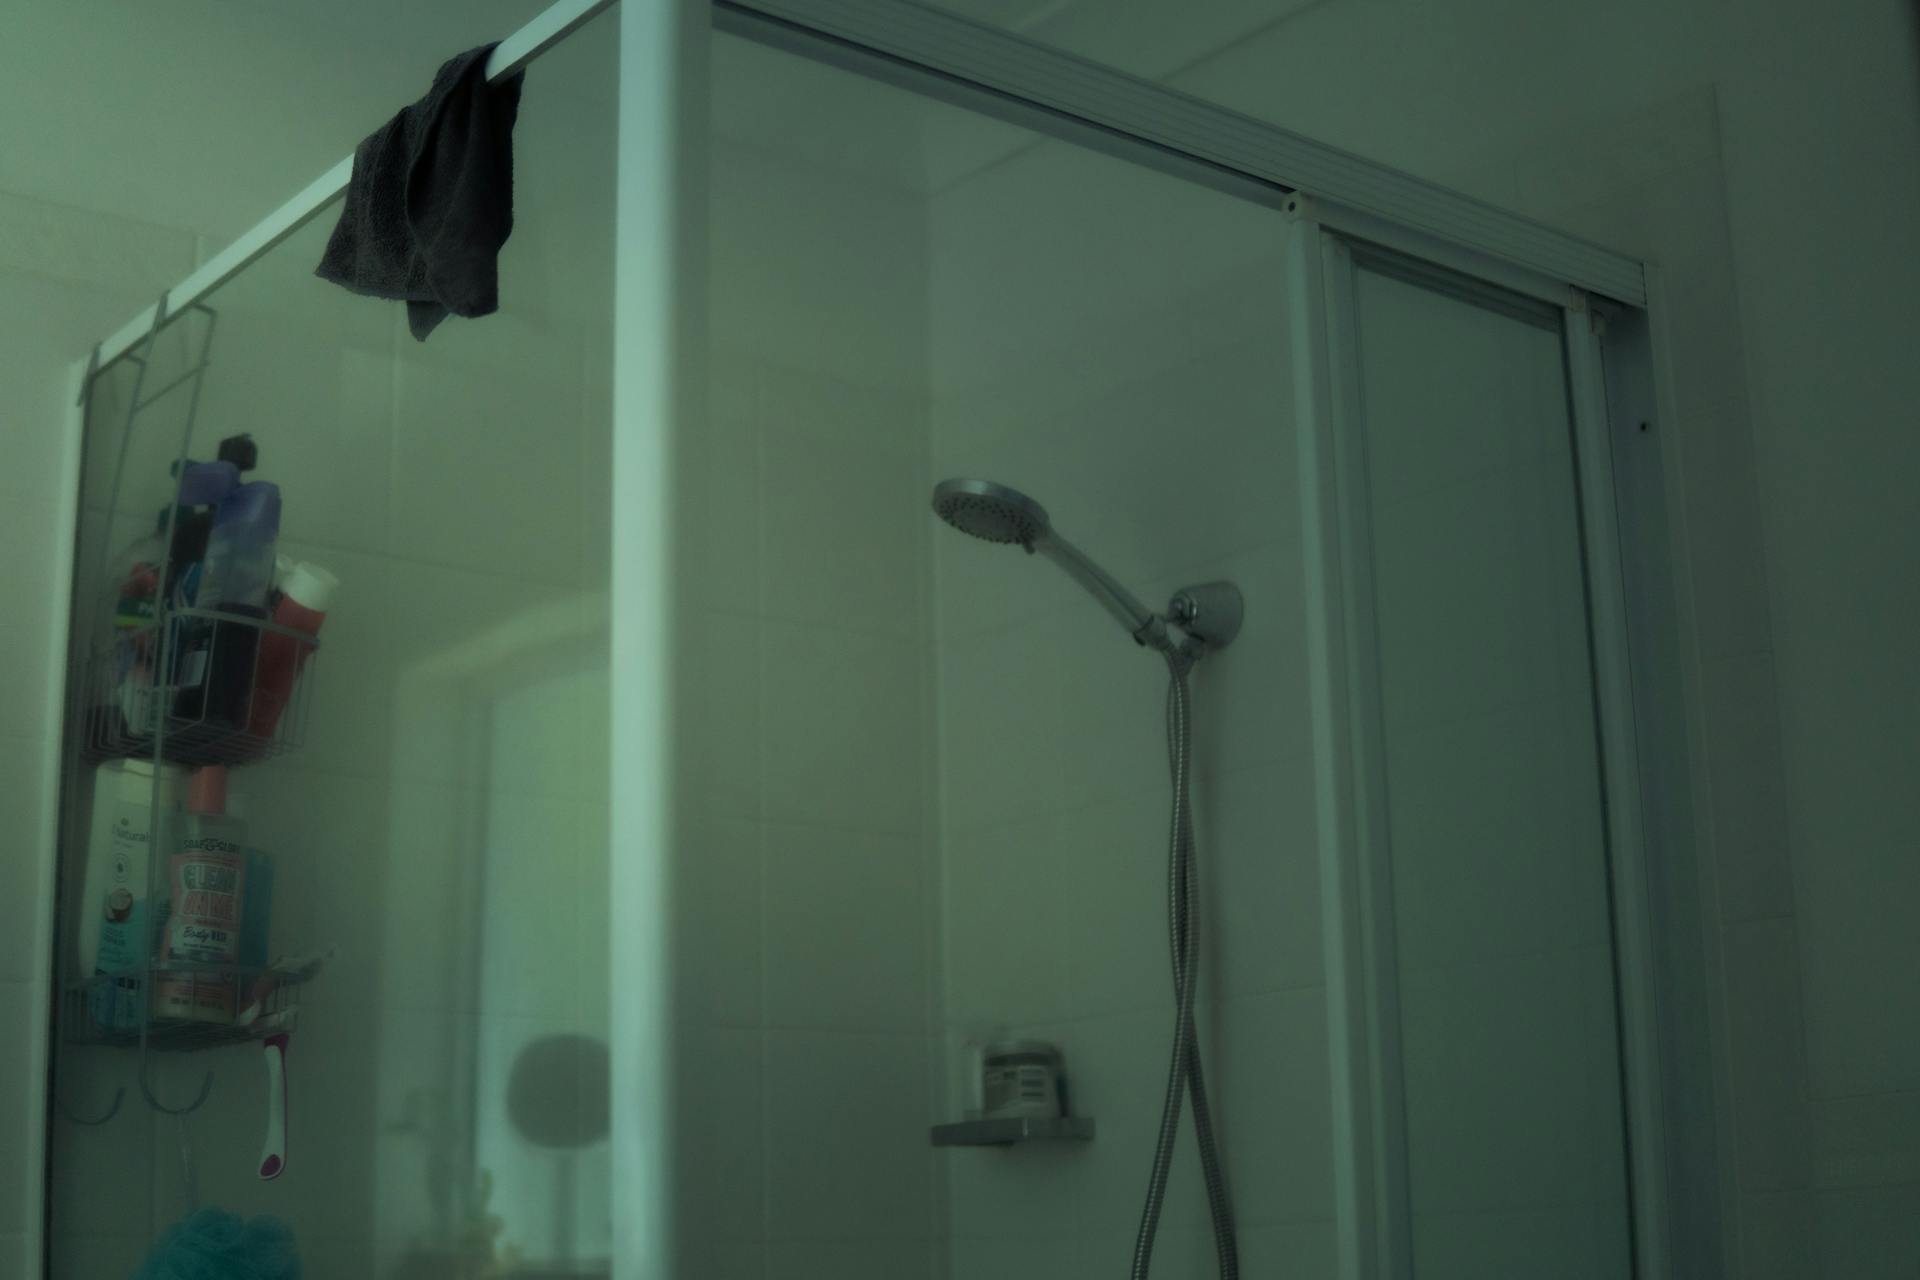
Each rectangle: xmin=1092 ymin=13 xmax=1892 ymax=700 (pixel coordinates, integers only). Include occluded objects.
xmin=1169 ymin=580 xmax=1244 ymax=653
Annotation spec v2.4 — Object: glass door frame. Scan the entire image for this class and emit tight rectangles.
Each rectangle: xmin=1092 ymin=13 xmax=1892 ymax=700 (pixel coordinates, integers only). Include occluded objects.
xmin=1283 ymin=195 xmax=1705 ymax=1279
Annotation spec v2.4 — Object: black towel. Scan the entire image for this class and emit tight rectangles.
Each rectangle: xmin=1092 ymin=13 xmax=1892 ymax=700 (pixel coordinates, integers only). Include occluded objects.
xmin=316 ymin=45 xmax=524 ymax=341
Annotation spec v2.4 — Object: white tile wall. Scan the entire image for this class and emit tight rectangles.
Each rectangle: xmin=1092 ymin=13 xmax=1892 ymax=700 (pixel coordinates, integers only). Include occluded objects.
xmin=765 ymin=1031 xmax=935 ymax=1241
xmin=949 ymin=1233 xmax=1082 ymax=1276
xmin=1672 ymin=408 xmax=1778 ymax=665
xmin=1195 ymin=764 xmax=1322 ymax=999
xmin=0 ymin=736 xmax=57 ymax=989
xmin=691 ymin=410 xmax=764 ymax=618
xmin=189 ymin=331 xmax=394 ymax=559
xmin=1695 ymin=648 xmax=1798 ymax=925
xmin=1713 ymin=3 xmax=1920 ymax=1230
xmin=760 ymin=622 xmax=927 ymax=836
xmin=939 ymin=814 xmax=1082 ymax=1029
xmin=685 ymin=611 xmax=764 ymax=823
xmin=676 ymin=1027 xmax=766 ymax=1240
xmin=677 ymin=816 xmax=765 ymax=1028
xmin=927 ymin=127 xmax=1331 ymax=1279
xmin=391 ymin=348 xmax=588 ymax=585
xmin=44 ymin=1232 xmax=149 ymax=1280
xmin=936 ymin=619 xmax=1077 ymax=833
xmin=1810 ymin=1183 xmax=1920 ymax=1280
xmin=1738 ymin=1189 xmax=1818 ymax=1280
xmin=1236 ymin=1220 xmax=1339 ymax=1277
xmin=765 ymin=1237 xmax=940 ymax=1279
xmin=43 ymin=1045 xmax=153 ymax=1241
xmin=764 ymin=825 xmax=929 ymax=1032
xmin=0 ymin=504 xmax=65 ymax=766
xmin=383 ymin=564 xmax=588 ymax=786
xmin=0 ymin=981 xmax=44 ymax=1254
xmin=758 ymin=432 xmax=926 ymax=640
xmin=670 ymin=119 xmax=942 ymax=1277
xmin=1059 ymin=1008 xmax=1216 ymax=1241
xmin=1721 ymin=917 xmax=1815 ymax=1194
xmin=1810 ymin=1092 xmax=1920 ymax=1193
xmin=1212 ymin=988 xmax=1337 ymax=1224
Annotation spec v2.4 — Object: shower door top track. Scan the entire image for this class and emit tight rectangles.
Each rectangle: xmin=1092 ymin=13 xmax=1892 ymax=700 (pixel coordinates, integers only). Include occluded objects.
xmin=80 ymin=0 xmax=1647 ymax=381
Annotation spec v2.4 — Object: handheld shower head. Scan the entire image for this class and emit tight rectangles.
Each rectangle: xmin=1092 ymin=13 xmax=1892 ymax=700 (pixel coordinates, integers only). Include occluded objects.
xmin=931 ymin=477 xmax=1172 ymax=649
xmin=930 ymin=478 xmax=1051 ymax=548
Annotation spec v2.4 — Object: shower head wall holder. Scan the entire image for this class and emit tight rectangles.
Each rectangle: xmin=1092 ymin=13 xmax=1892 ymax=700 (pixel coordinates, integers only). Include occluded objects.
xmin=1167 ymin=581 xmax=1244 ymax=654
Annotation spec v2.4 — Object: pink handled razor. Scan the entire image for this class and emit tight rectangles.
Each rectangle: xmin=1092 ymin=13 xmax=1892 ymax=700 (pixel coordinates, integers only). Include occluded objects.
xmin=259 ymin=1033 xmax=289 ymax=1180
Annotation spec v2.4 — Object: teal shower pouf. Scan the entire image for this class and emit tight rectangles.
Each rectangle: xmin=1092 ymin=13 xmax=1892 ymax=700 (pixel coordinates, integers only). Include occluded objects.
xmin=133 ymin=1209 xmax=301 ymax=1280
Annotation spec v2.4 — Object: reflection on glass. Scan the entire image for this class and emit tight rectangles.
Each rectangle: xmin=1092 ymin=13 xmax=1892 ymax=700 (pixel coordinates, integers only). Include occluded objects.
xmin=687 ymin=26 xmax=1304 ymax=1280
xmin=47 ymin=12 xmax=614 ymax=1279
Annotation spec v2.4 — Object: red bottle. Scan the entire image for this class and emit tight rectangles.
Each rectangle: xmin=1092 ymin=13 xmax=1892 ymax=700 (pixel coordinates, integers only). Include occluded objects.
xmin=247 ymin=561 xmax=337 ymax=739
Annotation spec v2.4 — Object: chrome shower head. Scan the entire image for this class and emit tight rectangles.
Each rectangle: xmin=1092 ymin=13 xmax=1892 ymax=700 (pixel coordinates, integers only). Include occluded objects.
xmin=930 ymin=476 xmax=1173 ymax=649
xmin=929 ymin=477 xmax=1244 ymax=654
xmin=930 ymin=478 xmax=1051 ymax=548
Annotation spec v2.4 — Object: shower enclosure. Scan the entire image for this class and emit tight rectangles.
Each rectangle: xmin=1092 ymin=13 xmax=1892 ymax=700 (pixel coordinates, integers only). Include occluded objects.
xmin=40 ymin=1 xmax=1708 ymax=1277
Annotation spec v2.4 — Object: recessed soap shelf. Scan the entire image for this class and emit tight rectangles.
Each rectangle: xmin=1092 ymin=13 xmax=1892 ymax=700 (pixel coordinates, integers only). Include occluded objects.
xmin=930 ymin=1115 xmax=1095 ymax=1147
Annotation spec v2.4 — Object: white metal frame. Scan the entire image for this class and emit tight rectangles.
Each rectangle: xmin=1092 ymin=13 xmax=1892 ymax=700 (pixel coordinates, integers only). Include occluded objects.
xmin=608 ymin=1 xmax=706 ymax=1276
xmin=1301 ymin=221 xmax=1421 ymax=1280
xmin=1289 ymin=190 xmax=1691 ymax=1277
xmin=1589 ymin=284 xmax=1726 ymax=1277
xmin=62 ymin=0 xmax=1708 ymax=1275
xmin=1288 ymin=215 xmax=1402 ymax=1280
xmin=714 ymin=0 xmax=1646 ymax=305
xmin=1567 ymin=296 xmax=1674 ymax=1280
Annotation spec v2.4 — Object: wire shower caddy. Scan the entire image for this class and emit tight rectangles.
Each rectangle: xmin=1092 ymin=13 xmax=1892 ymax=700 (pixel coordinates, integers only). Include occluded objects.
xmin=56 ymin=295 xmax=326 ymax=1127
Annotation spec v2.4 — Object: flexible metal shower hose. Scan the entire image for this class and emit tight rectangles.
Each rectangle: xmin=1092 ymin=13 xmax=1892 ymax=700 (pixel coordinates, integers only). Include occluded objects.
xmin=1132 ymin=650 xmax=1240 ymax=1279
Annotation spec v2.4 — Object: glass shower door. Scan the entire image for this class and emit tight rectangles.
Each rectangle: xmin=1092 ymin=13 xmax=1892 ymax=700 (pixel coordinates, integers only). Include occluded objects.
xmin=1322 ymin=243 xmax=1637 ymax=1278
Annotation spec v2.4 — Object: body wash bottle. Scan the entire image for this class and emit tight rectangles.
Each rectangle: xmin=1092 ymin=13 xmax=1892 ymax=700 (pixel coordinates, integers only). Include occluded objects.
xmin=153 ymin=766 xmax=249 ymax=1023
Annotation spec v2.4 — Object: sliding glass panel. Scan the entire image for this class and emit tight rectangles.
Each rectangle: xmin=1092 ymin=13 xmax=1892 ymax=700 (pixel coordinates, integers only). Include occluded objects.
xmin=683 ymin=25 xmax=1318 ymax=1280
xmin=47 ymin=12 xmax=616 ymax=1277
xmin=1342 ymin=253 xmax=1634 ymax=1278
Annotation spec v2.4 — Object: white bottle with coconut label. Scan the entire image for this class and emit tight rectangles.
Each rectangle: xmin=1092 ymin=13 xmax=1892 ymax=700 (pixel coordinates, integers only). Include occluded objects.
xmin=78 ymin=760 xmax=185 ymax=1029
